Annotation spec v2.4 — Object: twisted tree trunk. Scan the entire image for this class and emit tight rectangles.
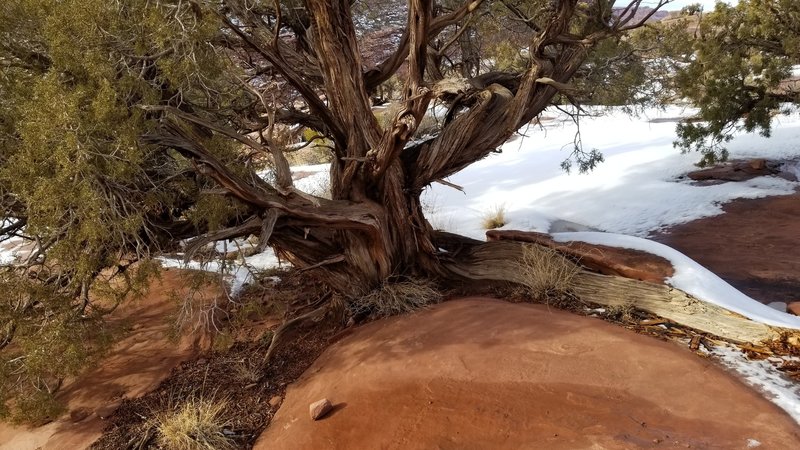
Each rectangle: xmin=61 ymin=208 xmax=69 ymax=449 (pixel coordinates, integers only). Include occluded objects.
xmin=148 ymin=0 xmax=666 ymax=295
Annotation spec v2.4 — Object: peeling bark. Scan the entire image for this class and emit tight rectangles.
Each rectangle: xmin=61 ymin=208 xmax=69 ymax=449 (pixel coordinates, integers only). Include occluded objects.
xmin=436 ymin=235 xmax=799 ymax=346
xmin=146 ymin=1 xmax=673 ymax=298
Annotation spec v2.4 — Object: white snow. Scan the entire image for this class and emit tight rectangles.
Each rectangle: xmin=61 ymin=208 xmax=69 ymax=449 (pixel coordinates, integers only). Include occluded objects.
xmin=293 ymin=164 xmax=330 ymax=198
xmin=551 ymin=232 xmax=800 ymax=330
xmin=424 ymin=106 xmax=800 ymax=240
xmin=782 ymin=160 xmax=800 ymax=180
xmin=0 ymin=243 xmax=17 ymax=265
xmin=707 ymin=344 xmax=800 ymax=424
xmin=158 ymin=245 xmax=283 ymax=296
xmin=0 ymin=237 xmax=25 ymax=265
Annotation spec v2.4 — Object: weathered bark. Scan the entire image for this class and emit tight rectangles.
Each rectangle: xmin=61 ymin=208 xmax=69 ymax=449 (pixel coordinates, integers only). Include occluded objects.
xmin=149 ymin=1 xmax=672 ymax=297
xmin=486 ymin=229 xmax=675 ymax=284
xmin=435 ymin=235 xmax=800 ymax=346
xmin=140 ymin=0 xmax=800 ymax=355
xmin=572 ymin=272 xmax=784 ymax=345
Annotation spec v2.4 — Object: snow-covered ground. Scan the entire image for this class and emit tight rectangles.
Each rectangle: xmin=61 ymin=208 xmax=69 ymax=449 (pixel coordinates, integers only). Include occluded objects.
xmin=0 ymin=239 xmax=21 ymax=265
xmin=423 ymin=106 xmax=800 ymax=239
xmin=158 ymin=240 xmax=284 ymax=297
xmin=418 ymin=106 xmax=800 ymax=327
xmin=706 ymin=344 xmax=800 ymax=424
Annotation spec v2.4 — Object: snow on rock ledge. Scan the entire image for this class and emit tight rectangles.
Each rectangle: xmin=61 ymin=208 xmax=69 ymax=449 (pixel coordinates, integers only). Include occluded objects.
xmin=552 ymin=231 xmax=800 ymax=330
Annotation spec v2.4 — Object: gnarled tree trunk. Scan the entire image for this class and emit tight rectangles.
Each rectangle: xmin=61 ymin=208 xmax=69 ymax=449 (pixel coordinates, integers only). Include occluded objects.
xmin=148 ymin=0 xmax=667 ymax=296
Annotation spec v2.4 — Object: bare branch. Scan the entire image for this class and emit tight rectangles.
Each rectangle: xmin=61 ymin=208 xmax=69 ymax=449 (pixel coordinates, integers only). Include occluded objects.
xmin=183 ymin=216 xmax=263 ymax=263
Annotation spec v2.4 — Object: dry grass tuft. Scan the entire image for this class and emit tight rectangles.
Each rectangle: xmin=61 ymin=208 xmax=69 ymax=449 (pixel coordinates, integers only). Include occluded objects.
xmin=518 ymin=244 xmax=580 ymax=300
xmin=603 ymin=303 xmax=637 ymax=323
xmin=350 ymin=278 xmax=442 ymax=318
xmin=154 ymin=396 xmax=234 ymax=450
xmin=232 ymin=359 xmax=261 ymax=384
xmin=481 ymin=204 xmax=507 ymax=230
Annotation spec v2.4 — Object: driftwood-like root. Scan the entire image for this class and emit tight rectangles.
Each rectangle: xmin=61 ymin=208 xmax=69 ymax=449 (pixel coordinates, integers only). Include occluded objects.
xmin=438 ymin=237 xmax=798 ymax=347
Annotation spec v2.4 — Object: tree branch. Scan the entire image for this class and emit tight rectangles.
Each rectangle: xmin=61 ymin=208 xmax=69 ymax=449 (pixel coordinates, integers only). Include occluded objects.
xmin=363 ymin=0 xmax=487 ymax=90
xmin=369 ymin=0 xmax=434 ymax=180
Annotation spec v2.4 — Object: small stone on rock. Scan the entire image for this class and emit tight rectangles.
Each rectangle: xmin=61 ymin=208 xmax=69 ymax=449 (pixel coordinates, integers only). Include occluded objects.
xmin=309 ymin=398 xmax=333 ymax=420
xmin=269 ymin=396 xmax=282 ymax=408
xmin=787 ymin=302 xmax=800 ymax=316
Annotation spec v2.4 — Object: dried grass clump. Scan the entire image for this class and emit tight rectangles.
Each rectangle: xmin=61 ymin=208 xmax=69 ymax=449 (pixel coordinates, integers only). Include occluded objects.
xmin=154 ymin=397 xmax=234 ymax=450
xmin=518 ymin=244 xmax=580 ymax=300
xmin=603 ymin=303 xmax=637 ymax=323
xmin=481 ymin=204 xmax=507 ymax=230
xmin=351 ymin=278 xmax=442 ymax=318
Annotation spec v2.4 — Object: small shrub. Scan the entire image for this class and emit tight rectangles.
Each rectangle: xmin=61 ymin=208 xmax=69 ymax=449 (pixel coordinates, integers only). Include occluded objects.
xmin=8 ymin=389 xmax=65 ymax=425
xmin=350 ymin=278 xmax=442 ymax=318
xmin=481 ymin=204 xmax=507 ymax=230
xmin=232 ymin=359 xmax=261 ymax=384
xmin=518 ymin=244 xmax=580 ymax=300
xmin=154 ymin=396 xmax=234 ymax=450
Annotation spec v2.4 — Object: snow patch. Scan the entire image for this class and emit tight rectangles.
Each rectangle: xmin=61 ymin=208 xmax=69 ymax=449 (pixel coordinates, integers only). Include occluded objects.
xmin=158 ymin=246 xmax=283 ymax=296
xmin=747 ymin=438 xmax=762 ymax=448
xmin=425 ymin=106 xmax=800 ymax=239
xmin=0 ymin=237 xmax=26 ymax=265
xmin=708 ymin=344 xmax=800 ymax=424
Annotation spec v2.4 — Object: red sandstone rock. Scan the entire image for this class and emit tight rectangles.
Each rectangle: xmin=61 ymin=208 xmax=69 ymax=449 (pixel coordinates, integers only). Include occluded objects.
xmin=687 ymin=159 xmax=778 ymax=182
xmin=255 ymin=300 xmax=800 ymax=449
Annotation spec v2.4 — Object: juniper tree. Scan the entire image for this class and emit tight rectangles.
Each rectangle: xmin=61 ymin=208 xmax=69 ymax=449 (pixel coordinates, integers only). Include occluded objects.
xmin=658 ymin=0 xmax=800 ymax=164
xmin=0 ymin=0 xmax=667 ymax=421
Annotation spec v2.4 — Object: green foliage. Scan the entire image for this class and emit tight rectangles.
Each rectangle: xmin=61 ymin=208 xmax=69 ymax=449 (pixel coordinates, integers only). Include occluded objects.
xmin=0 ymin=0 xmax=249 ymax=422
xmin=681 ymin=4 xmax=704 ymax=16
xmin=574 ymin=37 xmax=654 ymax=108
xmin=653 ymin=0 xmax=800 ymax=164
xmin=0 ymin=267 xmax=116 ymax=423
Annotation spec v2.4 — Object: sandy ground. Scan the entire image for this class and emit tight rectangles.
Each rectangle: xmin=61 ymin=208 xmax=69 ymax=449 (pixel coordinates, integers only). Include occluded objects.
xmin=0 ymin=269 xmax=219 ymax=450
xmin=257 ymin=298 xmax=800 ymax=449
xmin=654 ymin=191 xmax=800 ymax=304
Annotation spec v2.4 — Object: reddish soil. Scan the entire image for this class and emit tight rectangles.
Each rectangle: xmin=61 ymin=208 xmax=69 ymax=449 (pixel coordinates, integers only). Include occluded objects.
xmin=0 ymin=269 xmax=219 ymax=450
xmin=653 ymin=192 xmax=800 ymax=305
xmin=257 ymin=299 xmax=800 ymax=449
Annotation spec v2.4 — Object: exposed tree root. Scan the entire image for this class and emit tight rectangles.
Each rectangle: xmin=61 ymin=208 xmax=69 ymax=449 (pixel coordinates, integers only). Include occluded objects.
xmin=434 ymin=234 xmax=800 ymax=351
xmin=262 ymin=303 xmax=329 ymax=365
